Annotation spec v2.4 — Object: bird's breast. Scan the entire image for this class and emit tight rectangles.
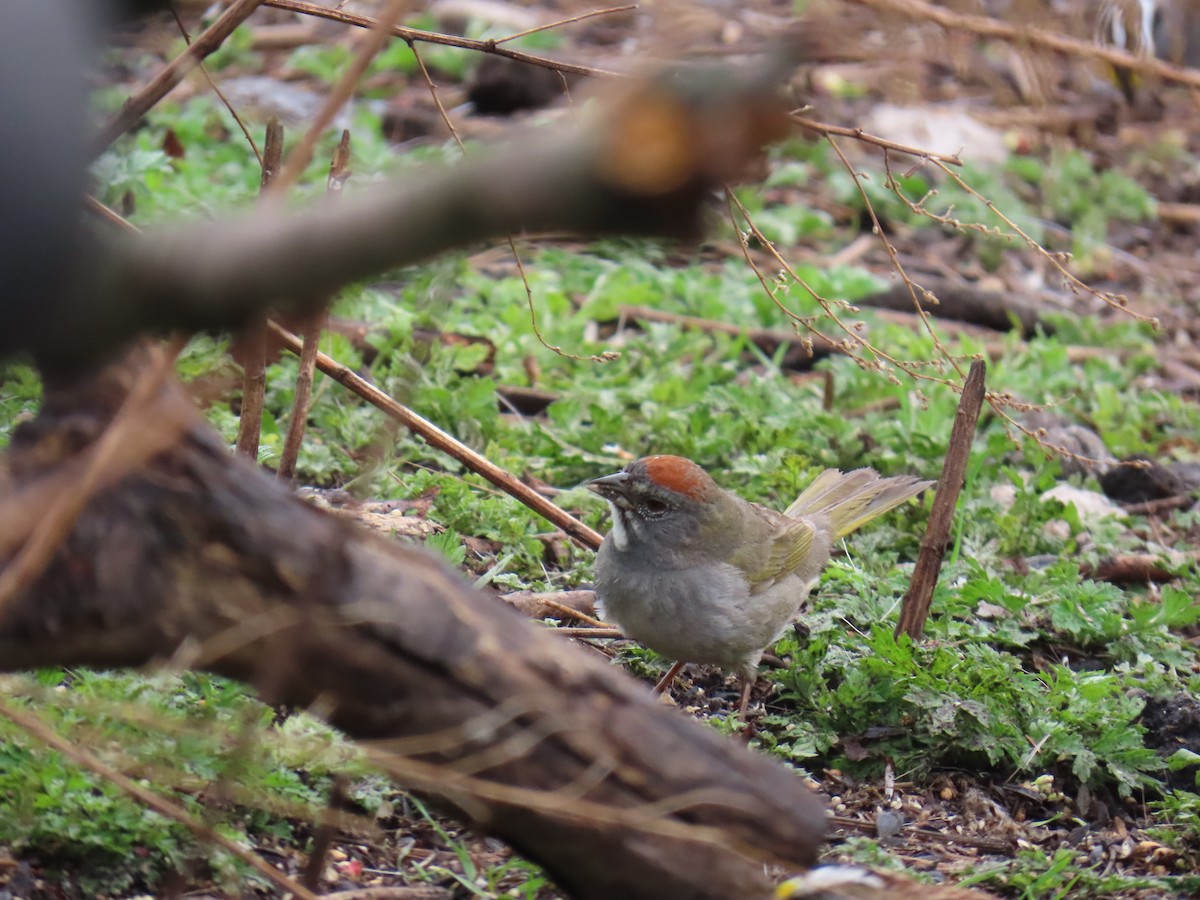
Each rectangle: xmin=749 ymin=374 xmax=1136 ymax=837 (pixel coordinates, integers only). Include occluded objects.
xmin=593 ymin=546 xmax=798 ymax=668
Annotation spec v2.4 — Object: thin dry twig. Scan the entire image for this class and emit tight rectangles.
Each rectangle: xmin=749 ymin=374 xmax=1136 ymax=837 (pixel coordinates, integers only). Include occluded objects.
xmin=512 ymin=236 xmax=619 ymax=363
xmin=896 ymin=359 xmax=987 ymax=640
xmin=621 ymin=304 xmax=839 ymax=358
xmin=302 ymin=774 xmax=348 ymax=890
xmin=1084 ymin=553 xmax=1193 ymax=584
xmin=726 ymin=185 xmax=960 ymax=392
xmin=264 ymin=0 xmax=622 ymax=78
xmin=859 ymin=156 xmax=1137 ymax=472
xmin=410 ymin=39 xmax=464 ymax=148
xmin=266 ymin=321 xmax=605 ymax=550
xmin=273 ymin=0 xmax=410 ymax=195
xmin=552 ymin=627 xmax=623 ymax=639
xmin=170 ymin=6 xmax=263 ymax=166
xmin=492 ymin=4 xmax=637 ymax=46
xmin=823 ymin=140 xmax=967 ymax=388
xmin=235 ymin=118 xmax=285 ymax=460
xmin=502 ymin=589 xmax=599 ymax=619
xmin=927 ymin=157 xmax=1157 ymax=326
xmin=278 ymin=129 xmax=352 ymax=480
xmin=829 ymin=814 xmax=1016 ymax=854
xmin=536 ymin=597 xmax=607 ymax=628
xmin=83 ymin=194 xmax=138 ymax=231
xmin=790 ymin=114 xmax=963 ymax=166
xmin=754 ymin=130 xmax=1123 ymax=471
xmin=875 ymin=142 xmax=1158 ymax=468
xmin=0 ymin=698 xmax=319 ymax=900
xmin=93 ymin=0 xmax=266 ymax=154
xmin=724 ymin=190 xmax=846 ymax=357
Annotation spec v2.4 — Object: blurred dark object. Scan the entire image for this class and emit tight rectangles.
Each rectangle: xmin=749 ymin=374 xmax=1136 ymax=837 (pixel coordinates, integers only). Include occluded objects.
xmin=1140 ymin=691 xmax=1200 ymax=791
xmin=467 ymin=56 xmax=565 ymax=116
xmin=381 ymin=87 xmax=457 ymax=143
xmin=0 ymin=0 xmax=96 ymax=362
xmin=1099 ymin=454 xmax=1190 ymax=503
xmin=0 ymin=0 xmax=198 ymax=367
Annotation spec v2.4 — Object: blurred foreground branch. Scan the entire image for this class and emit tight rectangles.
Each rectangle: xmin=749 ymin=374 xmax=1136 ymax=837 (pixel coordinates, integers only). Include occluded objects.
xmin=50 ymin=63 xmax=791 ymax=376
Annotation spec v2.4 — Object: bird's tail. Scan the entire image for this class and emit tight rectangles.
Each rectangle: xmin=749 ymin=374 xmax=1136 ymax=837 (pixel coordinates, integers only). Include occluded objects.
xmin=784 ymin=469 xmax=934 ymax=539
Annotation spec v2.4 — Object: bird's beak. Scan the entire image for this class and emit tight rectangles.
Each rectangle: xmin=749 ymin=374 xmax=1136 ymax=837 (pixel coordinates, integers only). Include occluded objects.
xmin=587 ymin=471 xmax=632 ymax=507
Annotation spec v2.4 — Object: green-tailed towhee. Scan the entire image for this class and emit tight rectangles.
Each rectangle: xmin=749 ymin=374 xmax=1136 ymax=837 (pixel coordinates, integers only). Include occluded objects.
xmin=588 ymin=455 xmax=933 ymax=717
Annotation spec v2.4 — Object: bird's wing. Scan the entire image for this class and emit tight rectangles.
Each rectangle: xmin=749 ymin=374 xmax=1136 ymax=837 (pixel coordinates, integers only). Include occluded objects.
xmin=731 ymin=510 xmax=817 ymax=594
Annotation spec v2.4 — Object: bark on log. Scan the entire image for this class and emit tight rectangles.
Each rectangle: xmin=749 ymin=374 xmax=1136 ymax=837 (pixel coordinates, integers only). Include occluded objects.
xmin=0 ymin=354 xmax=826 ymax=899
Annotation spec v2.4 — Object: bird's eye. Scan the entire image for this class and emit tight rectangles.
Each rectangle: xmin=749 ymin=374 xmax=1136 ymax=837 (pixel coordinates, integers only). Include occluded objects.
xmin=640 ymin=497 xmax=669 ymax=516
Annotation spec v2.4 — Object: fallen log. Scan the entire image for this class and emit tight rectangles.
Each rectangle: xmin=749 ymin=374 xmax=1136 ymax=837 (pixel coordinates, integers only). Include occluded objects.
xmin=0 ymin=354 xmax=826 ymax=899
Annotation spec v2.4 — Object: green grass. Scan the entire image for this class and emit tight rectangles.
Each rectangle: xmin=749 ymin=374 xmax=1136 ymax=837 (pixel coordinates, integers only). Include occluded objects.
xmin=0 ymin=671 xmax=361 ymax=895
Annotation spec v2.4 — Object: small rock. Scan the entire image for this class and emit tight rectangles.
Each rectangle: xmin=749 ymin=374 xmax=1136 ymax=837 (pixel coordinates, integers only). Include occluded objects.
xmin=1041 ymin=518 xmax=1072 ymax=540
xmin=875 ymin=809 xmax=904 ymax=841
xmin=1022 ymin=412 xmax=1114 ymax=476
xmin=1041 ymin=484 xmax=1127 ymax=520
xmin=990 ymin=483 xmax=1017 ymax=510
xmin=863 ymin=103 xmax=1009 ymax=167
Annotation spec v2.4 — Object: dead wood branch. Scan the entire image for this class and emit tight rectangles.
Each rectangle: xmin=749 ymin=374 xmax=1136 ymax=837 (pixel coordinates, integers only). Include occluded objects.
xmin=1156 ymin=202 xmax=1200 ymax=227
xmin=617 ymin=305 xmax=1128 ymax=375
xmin=829 ymin=814 xmax=1016 ymax=854
xmin=1121 ymin=493 xmax=1198 ymax=517
xmin=1084 ymin=553 xmax=1193 ymax=585
xmin=0 ymin=356 xmax=826 ymax=900
xmin=552 ymin=627 xmax=624 ymax=639
xmin=235 ymin=117 xmax=285 ymax=460
xmin=278 ymin=129 xmax=352 ymax=481
xmin=896 ymin=360 xmax=987 ymax=640
xmin=859 ymin=281 xmax=1049 ymax=338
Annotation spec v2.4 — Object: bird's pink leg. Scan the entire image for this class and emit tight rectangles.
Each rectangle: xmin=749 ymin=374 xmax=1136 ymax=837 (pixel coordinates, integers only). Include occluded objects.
xmin=736 ymin=675 xmax=755 ymax=720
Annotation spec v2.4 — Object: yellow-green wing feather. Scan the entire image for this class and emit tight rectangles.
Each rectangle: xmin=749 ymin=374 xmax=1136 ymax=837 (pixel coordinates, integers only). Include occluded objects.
xmin=731 ymin=514 xmax=817 ymax=593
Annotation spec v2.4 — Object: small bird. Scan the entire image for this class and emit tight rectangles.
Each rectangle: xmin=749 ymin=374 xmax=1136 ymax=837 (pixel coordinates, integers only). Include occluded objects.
xmin=588 ymin=455 xmax=933 ymax=718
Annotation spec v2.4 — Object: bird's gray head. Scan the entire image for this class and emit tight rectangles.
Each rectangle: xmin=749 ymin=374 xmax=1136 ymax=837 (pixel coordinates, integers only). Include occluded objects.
xmin=586 ymin=455 xmax=720 ymax=553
